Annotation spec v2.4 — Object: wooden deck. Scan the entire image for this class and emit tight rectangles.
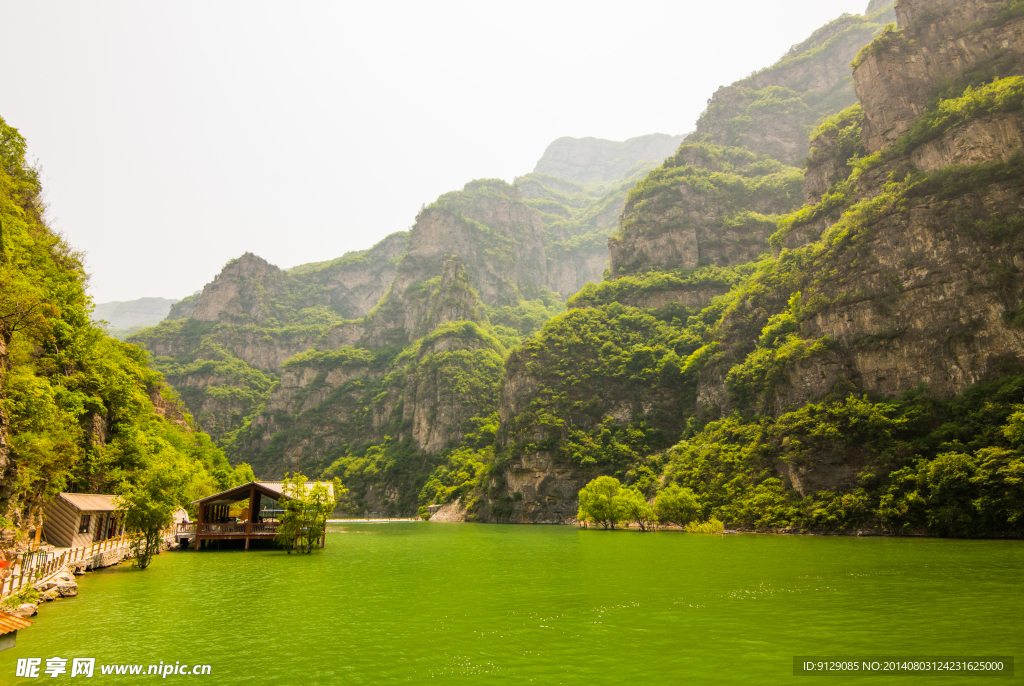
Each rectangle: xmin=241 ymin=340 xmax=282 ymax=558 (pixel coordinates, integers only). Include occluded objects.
xmin=175 ymin=521 xmax=279 ymax=542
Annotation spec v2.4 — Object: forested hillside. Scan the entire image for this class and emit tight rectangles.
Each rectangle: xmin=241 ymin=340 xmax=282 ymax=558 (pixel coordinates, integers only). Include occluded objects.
xmin=122 ymin=0 xmax=1024 ymax=536
xmin=127 ymin=136 xmax=681 ymax=513
xmin=485 ymin=0 xmax=1024 ymax=536
xmin=0 ymin=116 xmax=251 ymax=546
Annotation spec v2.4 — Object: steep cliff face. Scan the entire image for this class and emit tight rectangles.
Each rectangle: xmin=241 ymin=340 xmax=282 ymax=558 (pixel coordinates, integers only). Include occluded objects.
xmin=487 ymin=0 xmax=1024 ymax=525
xmin=287 ymin=232 xmax=410 ymax=320
xmin=130 ymin=233 xmax=412 ymax=441
xmin=191 ymin=253 xmax=283 ymax=322
xmin=608 ymin=144 xmax=804 ymax=276
xmin=692 ymin=6 xmax=895 ymax=165
xmin=320 ymin=180 xmax=548 ymax=349
xmin=517 ymin=169 xmax=641 ymax=297
xmin=137 ymin=179 xmax=554 ymax=484
xmin=230 ymin=321 xmax=505 ymax=515
xmin=854 ymin=0 xmax=1024 ymax=153
xmin=706 ymin=0 xmax=1024 ymax=414
xmin=135 ymin=129 xmax=683 ymax=460
xmin=606 ymin=5 xmax=894 ymax=283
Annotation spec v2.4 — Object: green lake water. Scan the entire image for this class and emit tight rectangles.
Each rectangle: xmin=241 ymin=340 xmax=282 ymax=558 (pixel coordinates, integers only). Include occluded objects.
xmin=2 ymin=523 xmax=1022 ymax=685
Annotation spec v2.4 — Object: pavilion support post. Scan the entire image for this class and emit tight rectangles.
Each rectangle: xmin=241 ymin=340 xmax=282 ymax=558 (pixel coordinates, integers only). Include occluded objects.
xmin=251 ymin=491 xmax=262 ymax=523
xmin=194 ymin=503 xmax=205 ymax=551
xmin=245 ymin=484 xmax=255 ymax=551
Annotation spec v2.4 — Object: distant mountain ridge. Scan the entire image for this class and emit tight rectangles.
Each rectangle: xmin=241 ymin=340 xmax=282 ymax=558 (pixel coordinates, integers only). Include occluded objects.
xmin=127 ymin=135 xmax=666 ymax=456
xmin=92 ymin=297 xmax=179 ymax=339
xmin=532 ymin=133 xmax=685 ymax=184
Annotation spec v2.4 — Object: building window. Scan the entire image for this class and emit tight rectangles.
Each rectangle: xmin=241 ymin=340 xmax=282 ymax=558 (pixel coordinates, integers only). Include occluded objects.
xmin=78 ymin=514 xmax=91 ymax=534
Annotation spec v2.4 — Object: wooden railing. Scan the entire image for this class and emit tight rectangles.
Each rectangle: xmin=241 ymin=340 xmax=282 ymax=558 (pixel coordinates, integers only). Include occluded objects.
xmin=198 ymin=523 xmax=246 ymax=535
xmin=0 ymin=527 xmax=174 ymax=602
xmin=191 ymin=522 xmax=280 ymax=536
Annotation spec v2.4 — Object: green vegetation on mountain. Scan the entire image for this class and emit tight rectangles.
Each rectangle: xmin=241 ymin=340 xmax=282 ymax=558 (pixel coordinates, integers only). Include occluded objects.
xmin=0 ymin=115 xmax=248 ymax=543
xmin=100 ymin=1 xmax=1024 ymax=540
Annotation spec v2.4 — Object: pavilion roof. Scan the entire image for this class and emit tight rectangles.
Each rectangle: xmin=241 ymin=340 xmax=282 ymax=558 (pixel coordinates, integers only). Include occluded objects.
xmin=192 ymin=481 xmax=334 ymax=506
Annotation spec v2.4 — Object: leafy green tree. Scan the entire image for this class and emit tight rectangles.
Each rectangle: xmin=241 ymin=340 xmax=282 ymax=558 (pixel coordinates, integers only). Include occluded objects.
xmin=577 ymin=476 xmax=625 ymax=529
xmin=615 ymin=486 xmax=655 ymax=531
xmin=921 ymin=452 xmax=978 ymax=537
xmin=653 ymin=484 xmax=701 ymax=527
xmin=118 ymin=467 xmax=178 ymax=570
xmin=276 ymin=473 xmax=342 ymax=554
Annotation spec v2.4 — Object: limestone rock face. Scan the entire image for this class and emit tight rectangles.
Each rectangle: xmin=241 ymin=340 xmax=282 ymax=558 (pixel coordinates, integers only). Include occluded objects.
xmin=293 ymin=232 xmax=410 ymax=320
xmin=545 ymin=246 xmax=609 ymax=300
xmin=606 ymin=7 xmax=891 ymax=283
xmin=407 ymin=189 xmax=546 ymax=308
xmin=428 ymin=497 xmax=467 ymax=522
xmin=494 ymin=450 xmax=587 ymax=524
xmin=909 ymin=113 xmax=1024 ymax=172
xmin=148 ymin=388 xmax=190 ymax=431
xmin=692 ymin=9 xmax=893 ymax=165
xmin=854 ymin=0 xmax=1024 ymax=153
xmin=191 ymin=253 xmax=282 ymax=323
xmin=774 ymin=180 xmax=1024 ymax=407
xmin=533 ymin=134 xmax=685 ymax=184
xmin=608 ymin=151 xmax=803 ymax=277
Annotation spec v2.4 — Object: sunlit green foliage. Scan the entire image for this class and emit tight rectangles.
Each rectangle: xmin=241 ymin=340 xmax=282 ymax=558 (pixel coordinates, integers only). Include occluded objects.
xmin=653 ymin=483 xmax=701 ymax=527
xmin=418 ymin=445 xmax=492 ymax=515
xmin=275 ymin=473 xmax=343 ymax=554
xmin=576 ymin=476 xmax=625 ymax=529
xmin=568 ymin=266 xmax=745 ymax=310
xmin=621 ymin=143 xmax=804 ymax=243
xmin=502 ymin=304 xmax=712 ymax=453
xmin=850 ymin=22 xmax=900 ymax=69
xmin=684 ymin=518 xmax=725 ymax=533
xmin=616 ymin=486 xmax=655 ymax=531
xmin=659 ymin=378 xmax=1024 ymax=536
xmin=856 ymin=76 xmax=1024 ymax=172
xmin=0 ymin=115 xmax=236 ymax=537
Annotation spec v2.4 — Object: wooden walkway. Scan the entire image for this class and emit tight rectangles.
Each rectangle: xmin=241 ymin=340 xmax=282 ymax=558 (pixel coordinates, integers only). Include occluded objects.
xmin=0 ymin=527 xmax=175 ymax=601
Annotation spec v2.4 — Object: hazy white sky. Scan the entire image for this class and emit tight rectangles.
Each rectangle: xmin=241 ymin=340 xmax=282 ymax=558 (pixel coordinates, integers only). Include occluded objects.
xmin=3 ymin=0 xmax=869 ymax=303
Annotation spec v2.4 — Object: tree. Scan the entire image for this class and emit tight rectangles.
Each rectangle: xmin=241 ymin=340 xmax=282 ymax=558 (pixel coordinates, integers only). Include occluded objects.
xmin=118 ymin=467 xmax=178 ymax=570
xmin=276 ymin=473 xmax=341 ymax=554
xmin=577 ymin=476 xmax=625 ymax=529
xmin=653 ymin=483 xmax=701 ymax=528
xmin=616 ymin=486 xmax=655 ymax=531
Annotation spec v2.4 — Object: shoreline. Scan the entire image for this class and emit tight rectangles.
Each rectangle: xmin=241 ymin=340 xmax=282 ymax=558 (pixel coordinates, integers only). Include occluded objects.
xmin=327 ymin=518 xmax=421 ymax=523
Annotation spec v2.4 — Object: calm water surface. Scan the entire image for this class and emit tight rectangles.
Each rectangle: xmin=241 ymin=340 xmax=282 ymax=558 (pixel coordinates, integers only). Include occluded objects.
xmin=2 ymin=523 xmax=1022 ymax=685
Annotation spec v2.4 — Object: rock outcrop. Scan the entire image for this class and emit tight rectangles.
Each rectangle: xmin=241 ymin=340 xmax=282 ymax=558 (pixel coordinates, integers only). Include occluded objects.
xmin=692 ymin=6 xmax=895 ymax=165
xmin=191 ymin=253 xmax=283 ymax=323
xmin=854 ymin=0 xmax=1024 ymax=153
xmin=427 ymin=497 xmax=467 ymax=522
xmin=606 ymin=6 xmax=894 ymax=282
xmin=486 ymin=0 xmax=1024 ymax=523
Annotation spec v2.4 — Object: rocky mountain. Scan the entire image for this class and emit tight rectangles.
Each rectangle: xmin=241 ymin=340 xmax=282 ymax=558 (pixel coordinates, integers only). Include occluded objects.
xmin=128 ymin=0 xmax=1024 ymax=535
xmin=129 ymin=130 xmax=679 ymax=471
xmin=482 ymin=0 xmax=1024 ymax=535
xmin=607 ymin=4 xmax=895 ymax=280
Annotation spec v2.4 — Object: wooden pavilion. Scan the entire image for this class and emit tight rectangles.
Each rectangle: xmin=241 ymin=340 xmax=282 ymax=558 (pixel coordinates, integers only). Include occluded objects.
xmin=183 ymin=481 xmax=334 ymax=551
